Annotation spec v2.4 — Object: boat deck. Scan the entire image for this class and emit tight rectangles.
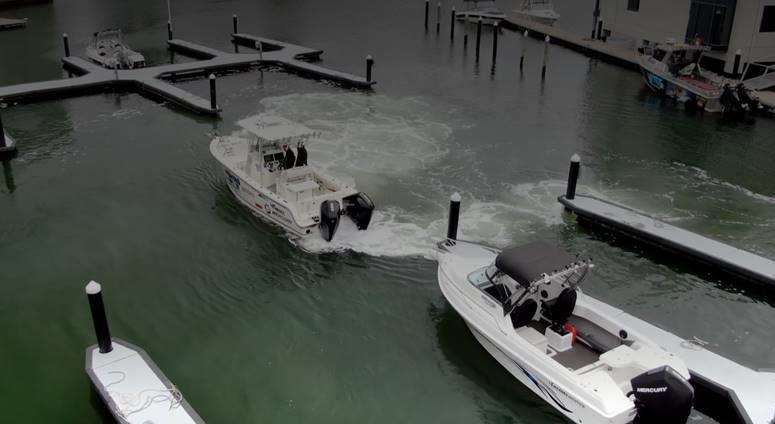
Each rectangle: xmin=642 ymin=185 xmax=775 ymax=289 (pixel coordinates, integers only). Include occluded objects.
xmin=559 ymin=194 xmax=775 ymax=291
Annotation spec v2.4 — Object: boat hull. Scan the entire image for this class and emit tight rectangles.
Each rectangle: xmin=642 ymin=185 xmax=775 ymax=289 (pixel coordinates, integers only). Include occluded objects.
xmin=456 ymin=12 xmax=505 ymax=26
xmin=219 ymin=165 xmax=316 ymax=239
xmin=640 ymin=67 xmax=722 ymax=113
xmin=512 ymin=11 xmax=559 ymax=26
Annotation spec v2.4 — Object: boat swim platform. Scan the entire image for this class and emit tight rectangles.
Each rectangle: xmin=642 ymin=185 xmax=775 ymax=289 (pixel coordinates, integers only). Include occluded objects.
xmin=0 ymin=34 xmax=374 ymax=116
xmin=0 ymin=17 xmax=28 ymax=31
xmin=559 ymin=194 xmax=775 ymax=291
xmin=500 ymin=14 xmax=639 ymax=71
xmin=586 ymin=295 xmax=775 ymax=424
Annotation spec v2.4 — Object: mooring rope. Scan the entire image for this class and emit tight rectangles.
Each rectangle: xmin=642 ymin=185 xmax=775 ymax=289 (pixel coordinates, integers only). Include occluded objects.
xmin=103 ymin=371 xmax=184 ymax=418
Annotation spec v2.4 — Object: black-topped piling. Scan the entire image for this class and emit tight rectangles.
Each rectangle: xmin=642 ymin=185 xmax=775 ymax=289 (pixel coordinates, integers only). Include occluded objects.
xmin=63 ymin=33 xmax=70 ymax=57
xmin=542 ymin=35 xmax=550 ymax=80
xmin=85 ymin=281 xmax=113 ymax=354
xmin=424 ymin=0 xmax=429 ymax=30
xmin=447 ymin=193 xmax=461 ymax=240
xmin=464 ymin=34 xmax=468 ymax=49
xmin=232 ymin=14 xmax=238 ymax=34
xmin=491 ymin=23 xmax=499 ymax=64
xmin=167 ymin=20 xmax=173 ymax=41
xmin=436 ymin=2 xmax=441 ymax=33
xmin=475 ymin=17 xmax=482 ymax=61
xmin=596 ymin=19 xmax=603 ymax=40
xmin=520 ymin=30 xmax=527 ymax=71
xmin=450 ymin=8 xmax=455 ymax=40
xmin=0 ymin=109 xmax=5 ymax=148
xmin=209 ymin=74 xmax=217 ymax=110
xmin=566 ymin=154 xmax=580 ymax=200
xmin=366 ymin=55 xmax=374 ymax=83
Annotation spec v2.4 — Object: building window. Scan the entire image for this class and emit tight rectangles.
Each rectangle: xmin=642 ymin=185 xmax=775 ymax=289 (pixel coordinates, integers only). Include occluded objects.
xmin=761 ymin=6 xmax=775 ymax=32
xmin=628 ymin=0 xmax=640 ymax=11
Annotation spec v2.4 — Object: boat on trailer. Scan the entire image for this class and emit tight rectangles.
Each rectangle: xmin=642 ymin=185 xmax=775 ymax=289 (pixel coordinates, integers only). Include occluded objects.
xmin=437 ymin=238 xmax=775 ymax=424
xmin=210 ymin=115 xmax=374 ymax=242
xmin=86 ymin=29 xmax=146 ymax=70
xmin=512 ymin=0 xmax=560 ymax=26
xmin=456 ymin=0 xmax=506 ymax=26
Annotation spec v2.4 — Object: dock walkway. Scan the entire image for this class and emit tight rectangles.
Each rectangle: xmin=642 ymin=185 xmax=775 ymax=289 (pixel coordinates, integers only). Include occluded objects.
xmin=0 ymin=34 xmax=374 ymax=116
xmin=559 ymin=194 xmax=775 ymax=290
xmin=501 ymin=14 xmax=639 ymax=70
xmin=0 ymin=17 xmax=27 ymax=31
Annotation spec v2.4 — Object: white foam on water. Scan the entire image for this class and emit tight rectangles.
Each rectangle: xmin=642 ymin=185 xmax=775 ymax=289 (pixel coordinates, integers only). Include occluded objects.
xmin=672 ymin=162 xmax=775 ymax=206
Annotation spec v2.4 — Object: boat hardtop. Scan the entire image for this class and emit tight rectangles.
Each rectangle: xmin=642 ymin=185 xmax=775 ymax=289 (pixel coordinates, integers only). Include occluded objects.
xmin=210 ymin=115 xmax=374 ymax=242
xmin=437 ymin=238 xmax=775 ymax=424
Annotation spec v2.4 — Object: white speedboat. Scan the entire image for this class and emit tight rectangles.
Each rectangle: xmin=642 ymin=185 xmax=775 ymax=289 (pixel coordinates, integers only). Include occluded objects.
xmin=210 ymin=116 xmax=374 ymax=242
xmin=437 ymin=238 xmax=775 ymax=424
xmin=456 ymin=0 xmax=506 ymax=26
xmin=86 ymin=29 xmax=146 ymax=70
xmin=513 ymin=0 xmax=560 ymax=26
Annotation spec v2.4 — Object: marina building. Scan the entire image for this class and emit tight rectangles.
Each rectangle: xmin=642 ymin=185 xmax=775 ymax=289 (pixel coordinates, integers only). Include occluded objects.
xmin=597 ymin=0 xmax=775 ymax=74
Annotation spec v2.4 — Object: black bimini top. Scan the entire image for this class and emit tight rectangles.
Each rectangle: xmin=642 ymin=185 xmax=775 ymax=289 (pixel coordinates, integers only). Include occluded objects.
xmin=495 ymin=240 xmax=576 ymax=286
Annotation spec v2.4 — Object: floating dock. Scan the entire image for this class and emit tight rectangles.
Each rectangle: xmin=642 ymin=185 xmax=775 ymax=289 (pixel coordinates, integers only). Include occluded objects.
xmin=500 ymin=14 xmax=639 ymax=70
xmin=558 ymin=156 xmax=775 ymax=291
xmin=84 ymin=281 xmax=205 ymax=423
xmin=0 ymin=17 xmax=27 ymax=31
xmin=585 ymin=295 xmax=775 ymax=424
xmin=0 ymin=33 xmax=374 ymax=116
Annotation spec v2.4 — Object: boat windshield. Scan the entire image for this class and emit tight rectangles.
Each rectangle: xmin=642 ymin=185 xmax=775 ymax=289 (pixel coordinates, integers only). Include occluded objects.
xmin=467 ymin=264 xmax=517 ymax=304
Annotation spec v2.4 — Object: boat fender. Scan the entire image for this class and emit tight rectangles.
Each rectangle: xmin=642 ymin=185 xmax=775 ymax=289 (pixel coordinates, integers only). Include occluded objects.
xmin=319 ymin=200 xmax=341 ymax=242
xmin=563 ymin=322 xmax=577 ymax=343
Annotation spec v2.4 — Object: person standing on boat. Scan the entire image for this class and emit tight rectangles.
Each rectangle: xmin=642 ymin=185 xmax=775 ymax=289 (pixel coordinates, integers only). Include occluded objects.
xmin=282 ymin=144 xmax=296 ymax=170
xmin=296 ymin=141 xmax=308 ymax=167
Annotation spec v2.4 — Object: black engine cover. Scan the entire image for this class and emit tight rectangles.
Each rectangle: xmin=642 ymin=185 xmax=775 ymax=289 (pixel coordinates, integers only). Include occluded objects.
xmin=343 ymin=192 xmax=374 ymax=230
xmin=319 ymin=200 xmax=341 ymax=242
xmin=631 ymin=366 xmax=694 ymax=424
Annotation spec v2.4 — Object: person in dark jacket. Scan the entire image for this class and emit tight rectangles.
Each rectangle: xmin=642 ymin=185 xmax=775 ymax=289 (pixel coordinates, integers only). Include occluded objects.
xmin=282 ymin=144 xmax=296 ymax=170
xmin=296 ymin=142 xmax=308 ymax=167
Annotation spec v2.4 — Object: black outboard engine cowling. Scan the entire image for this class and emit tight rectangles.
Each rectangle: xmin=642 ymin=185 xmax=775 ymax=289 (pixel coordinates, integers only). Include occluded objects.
xmin=343 ymin=192 xmax=375 ymax=230
xmin=319 ymin=200 xmax=341 ymax=242
xmin=630 ymin=366 xmax=694 ymax=424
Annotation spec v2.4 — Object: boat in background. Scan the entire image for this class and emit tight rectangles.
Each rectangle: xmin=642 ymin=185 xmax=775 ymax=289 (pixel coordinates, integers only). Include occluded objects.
xmin=437 ymin=237 xmax=775 ymax=424
xmin=86 ymin=29 xmax=146 ymax=70
xmin=512 ymin=0 xmax=560 ymax=26
xmin=456 ymin=0 xmax=506 ymax=26
xmin=210 ymin=115 xmax=374 ymax=242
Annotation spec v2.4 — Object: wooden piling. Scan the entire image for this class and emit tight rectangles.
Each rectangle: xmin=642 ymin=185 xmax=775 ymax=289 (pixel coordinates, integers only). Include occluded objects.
xmin=475 ymin=17 xmax=482 ymax=61
xmin=63 ymin=33 xmax=70 ymax=58
xmin=209 ymin=74 xmax=217 ymax=110
xmin=450 ymin=8 xmax=455 ymax=40
xmin=424 ymin=0 xmax=429 ymax=30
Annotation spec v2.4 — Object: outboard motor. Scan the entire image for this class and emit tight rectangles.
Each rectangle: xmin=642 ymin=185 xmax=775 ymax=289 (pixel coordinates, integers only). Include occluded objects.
xmin=343 ymin=192 xmax=375 ymax=230
xmin=720 ymin=84 xmax=744 ymax=119
xmin=319 ymin=200 xmax=341 ymax=242
xmin=630 ymin=366 xmax=694 ymax=424
xmin=736 ymin=83 xmax=759 ymax=112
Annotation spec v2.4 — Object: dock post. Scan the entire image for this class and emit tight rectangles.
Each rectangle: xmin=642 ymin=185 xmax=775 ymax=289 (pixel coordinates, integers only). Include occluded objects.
xmin=0 ymin=109 xmax=5 ymax=148
xmin=450 ymin=8 xmax=455 ymax=40
xmin=256 ymin=41 xmax=264 ymax=60
xmin=732 ymin=49 xmax=742 ymax=78
xmin=520 ymin=30 xmax=528 ymax=71
xmin=463 ymin=34 xmax=468 ymax=49
xmin=447 ymin=192 xmax=461 ymax=240
xmin=209 ymin=74 xmax=217 ymax=110
xmin=167 ymin=20 xmax=173 ymax=41
xmin=366 ymin=55 xmax=374 ymax=83
xmin=436 ymin=2 xmax=441 ymax=33
xmin=475 ymin=17 xmax=482 ymax=61
xmin=424 ymin=0 xmax=429 ymax=30
xmin=596 ymin=19 xmax=603 ymax=40
xmin=63 ymin=33 xmax=70 ymax=58
xmin=85 ymin=281 xmax=113 ymax=354
xmin=566 ymin=154 xmax=580 ymax=200
xmin=491 ymin=23 xmax=499 ymax=64
xmin=541 ymin=35 xmax=550 ymax=80
xmin=232 ymin=14 xmax=238 ymax=34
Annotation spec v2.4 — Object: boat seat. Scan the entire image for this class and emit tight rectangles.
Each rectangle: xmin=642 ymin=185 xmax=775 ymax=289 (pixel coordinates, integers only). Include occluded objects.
xmin=568 ymin=316 xmax=626 ymax=353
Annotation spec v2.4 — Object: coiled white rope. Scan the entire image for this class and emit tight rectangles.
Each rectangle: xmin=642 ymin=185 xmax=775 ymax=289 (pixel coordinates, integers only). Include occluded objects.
xmin=103 ymin=371 xmax=184 ymax=419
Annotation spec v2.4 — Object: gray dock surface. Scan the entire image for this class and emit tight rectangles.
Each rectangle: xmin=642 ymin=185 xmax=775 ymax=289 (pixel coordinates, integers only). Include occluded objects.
xmin=0 ymin=34 xmax=374 ymax=115
xmin=559 ymin=194 xmax=775 ymax=289
xmin=0 ymin=17 xmax=27 ymax=30
xmin=501 ymin=14 xmax=639 ymax=70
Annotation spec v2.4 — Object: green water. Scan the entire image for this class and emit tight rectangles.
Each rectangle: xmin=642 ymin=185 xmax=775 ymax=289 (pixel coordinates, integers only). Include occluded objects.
xmin=1 ymin=0 xmax=774 ymax=422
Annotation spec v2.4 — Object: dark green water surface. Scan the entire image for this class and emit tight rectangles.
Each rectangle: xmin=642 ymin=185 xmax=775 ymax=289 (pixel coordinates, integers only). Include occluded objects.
xmin=1 ymin=0 xmax=774 ymax=422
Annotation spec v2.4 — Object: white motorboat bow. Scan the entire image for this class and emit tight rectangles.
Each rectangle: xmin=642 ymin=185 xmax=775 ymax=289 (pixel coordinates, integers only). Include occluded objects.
xmin=86 ymin=29 xmax=146 ymax=70
xmin=210 ymin=116 xmax=374 ymax=242
xmin=437 ymin=238 xmax=775 ymax=424
xmin=513 ymin=0 xmax=560 ymax=26
xmin=456 ymin=0 xmax=506 ymax=26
